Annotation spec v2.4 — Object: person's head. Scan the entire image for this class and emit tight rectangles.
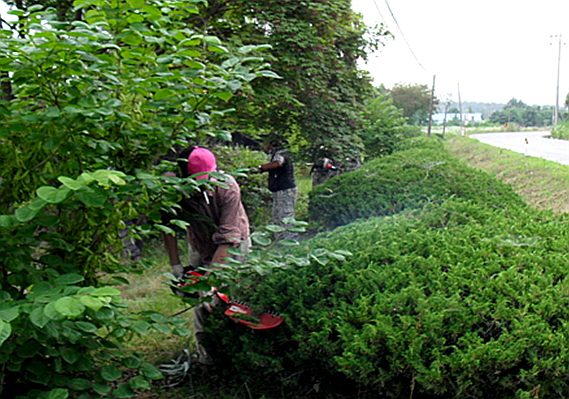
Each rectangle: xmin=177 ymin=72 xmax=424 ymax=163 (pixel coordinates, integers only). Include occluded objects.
xmin=261 ymin=133 xmax=286 ymax=153
xmin=177 ymin=146 xmax=217 ymax=179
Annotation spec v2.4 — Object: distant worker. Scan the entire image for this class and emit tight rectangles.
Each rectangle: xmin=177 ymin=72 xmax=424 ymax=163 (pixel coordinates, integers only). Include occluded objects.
xmin=342 ymin=155 xmax=362 ymax=173
xmin=310 ymin=157 xmax=339 ymax=188
xmin=256 ymin=135 xmax=298 ymax=241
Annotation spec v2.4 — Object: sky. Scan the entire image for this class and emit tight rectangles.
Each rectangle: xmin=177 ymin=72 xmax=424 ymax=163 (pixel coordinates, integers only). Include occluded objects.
xmin=351 ymin=0 xmax=569 ymax=106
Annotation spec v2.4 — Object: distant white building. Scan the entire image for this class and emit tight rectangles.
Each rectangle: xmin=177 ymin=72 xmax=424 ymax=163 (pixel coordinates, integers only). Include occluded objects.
xmin=432 ymin=113 xmax=483 ymax=125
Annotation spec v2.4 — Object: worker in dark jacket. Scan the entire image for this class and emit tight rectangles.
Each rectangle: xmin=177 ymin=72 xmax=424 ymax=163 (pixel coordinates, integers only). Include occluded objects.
xmin=256 ymin=137 xmax=298 ymax=241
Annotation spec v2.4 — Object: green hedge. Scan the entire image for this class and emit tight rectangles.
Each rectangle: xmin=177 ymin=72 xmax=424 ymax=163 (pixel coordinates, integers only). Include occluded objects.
xmin=309 ymin=140 xmax=525 ymax=228
xmin=206 ymin=199 xmax=569 ymax=398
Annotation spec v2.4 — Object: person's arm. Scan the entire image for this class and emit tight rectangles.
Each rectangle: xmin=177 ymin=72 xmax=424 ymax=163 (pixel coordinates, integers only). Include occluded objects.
xmin=211 ymin=243 xmax=233 ymax=266
xmin=162 ymin=232 xmax=184 ymax=277
xmin=258 ymin=158 xmax=283 ymax=172
xmin=258 ymin=151 xmax=285 ymax=172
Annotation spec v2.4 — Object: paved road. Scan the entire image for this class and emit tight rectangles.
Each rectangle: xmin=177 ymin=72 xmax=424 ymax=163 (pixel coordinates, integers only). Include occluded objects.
xmin=469 ymin=130 xmax=569 ymax=166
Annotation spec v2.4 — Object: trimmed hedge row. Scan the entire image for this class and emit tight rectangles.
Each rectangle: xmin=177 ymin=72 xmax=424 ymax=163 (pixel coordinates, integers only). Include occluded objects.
xmin=309 ymin=138 xmax=526 ymax=228
xmin=208 ymin=198 xmax=569 ymax=398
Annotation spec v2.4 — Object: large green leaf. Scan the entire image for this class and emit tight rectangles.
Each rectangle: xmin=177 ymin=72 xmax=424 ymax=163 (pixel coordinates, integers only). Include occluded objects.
xmin=55 ymin=273 xmax=84 ymax=285
xmin=0 ymin=319 xmax=12 ymax=346
xmin=61 ymin=347 xmax=81 ymax=364
xmin=130 ymin=320 xmax=151 ymax=334
xmin=43 ymin=302 xmax=65 ymax=321
xmin=100 ymin=365 xmax=122 ymax=381
xmin=79 ymin=295 xmax=104 ymax=311
xmin=75 ymin=321 xmax=98 ymax=333
xmin=91 ymin=287 xmax=122 ymax=297
xmin=140 ymin=362 xmax=163 ymax=379
xmin=15 ymin=205 xmax=39 ymax=222
xmin=58 ymin=176 xmax=84 ymax=191
xmin=74 ymin=187 xmax=107 ymax=207
xmin=28 ymin=196 xmax=48 ymax=211
xmin=53 ymin=297 xmax=86 ymax=317
xmin=69 ymin=378 xmax=91 ymax=391
xmin=37 ymin=186 xmax=71 ymax=204
xmin=44 ymin=388 xmax=69 ymax=399
xmin=0 ymin=305 xmax=19 ymax=322
xmin=0 ymin=103 xmax=11 ymax=116
xmin=0 ymin=215 xmax=15 ymax=228
xmin=129 ymin=376 xmax=150 ymax=390
xmin=154 ymin=88 xmax=176 ymax=100
xmin=108 ymin=173 xmax=126 ymax=185
xmin=212 ymin=91 xmax=233 ymax=101
xmin=112 ymin=382 xmax=136 ymax=398
xmin=238 ymin=44 xmax=272 ymax=54
xmin=256 ymin=70 xmax=281 ymax=79
xmin=30 ymin=307 xmax=51 ymax=328
xmin=252 ymin=234 xmax=271 ymax=246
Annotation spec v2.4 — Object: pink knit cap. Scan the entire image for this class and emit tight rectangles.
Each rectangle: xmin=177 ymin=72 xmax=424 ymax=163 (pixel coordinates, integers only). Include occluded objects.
xmin=187 ymin=146 xmax=217 ymax=179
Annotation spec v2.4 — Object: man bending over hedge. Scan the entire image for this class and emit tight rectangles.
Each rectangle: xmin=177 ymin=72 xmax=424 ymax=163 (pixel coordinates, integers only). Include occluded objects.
xmin=162 ymin=146 xmax=250 ymax=367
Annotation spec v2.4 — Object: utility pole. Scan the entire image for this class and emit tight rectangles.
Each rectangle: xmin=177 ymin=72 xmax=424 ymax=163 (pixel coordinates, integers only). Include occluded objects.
xmin=442 ymin=97 xmax=450 ymax=138
xmin=457 ymin=83 xmax=464 ymax=136
xmin=551 ymin=34 xmax=564 ymax=125
xmin=427 ymin=75 xmax=436 ymax=137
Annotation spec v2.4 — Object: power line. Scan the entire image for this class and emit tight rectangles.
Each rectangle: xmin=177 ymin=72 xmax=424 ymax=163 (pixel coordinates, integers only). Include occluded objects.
xmin=382 ymin=0 xmax=427 ymax=72
xmin=369 ymin=0 xmax=388 ymax=26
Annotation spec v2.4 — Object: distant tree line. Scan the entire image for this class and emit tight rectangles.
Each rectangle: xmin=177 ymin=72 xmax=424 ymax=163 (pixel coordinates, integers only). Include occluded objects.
xmin=488 ymin=98 xmax=557 ymax=127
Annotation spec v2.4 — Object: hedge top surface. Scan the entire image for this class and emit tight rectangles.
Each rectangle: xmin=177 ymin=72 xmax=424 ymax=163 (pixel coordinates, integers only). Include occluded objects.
xmin=309 ymin=145 xmax=526 ymax=228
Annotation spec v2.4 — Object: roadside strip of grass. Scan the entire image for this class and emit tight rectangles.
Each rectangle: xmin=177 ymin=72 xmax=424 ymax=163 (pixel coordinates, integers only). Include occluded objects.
xmin=446 ymin=135 xmax=569 ymax=214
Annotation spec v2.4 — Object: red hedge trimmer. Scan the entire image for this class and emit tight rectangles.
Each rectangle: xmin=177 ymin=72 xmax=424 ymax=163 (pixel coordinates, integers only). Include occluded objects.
xmin=171 ymin=266 xmax=284 ymax=330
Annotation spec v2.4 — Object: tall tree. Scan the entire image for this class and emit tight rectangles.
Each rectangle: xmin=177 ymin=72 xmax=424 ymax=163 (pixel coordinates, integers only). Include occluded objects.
xmin=0 ymin=3 xmax=277 ymax=396
xmin=193 ymin=0 xmax=389 ymax=160
xmin=360 ymin=93 xmax=408 ymax=158
xmin=389 ymin=83 xmax=436 ymax=125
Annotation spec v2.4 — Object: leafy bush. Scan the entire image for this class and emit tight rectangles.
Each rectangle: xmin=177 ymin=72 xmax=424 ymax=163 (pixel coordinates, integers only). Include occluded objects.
xmin=360 ymin=94 xmax=407 ymax=158
xmin=205 ymin=198 xmax=569 ymax=398
xmin=360 ymin=94 xmax=424 ymax=159
xmin=0 ymin=171 xmax=183 ymax=399
xmin=0 ymin=2 xmax=278 ymax=398
xmin=309 ymin=140 xmax=526 ymax=228
xmin=551 ymin=121 xmax=569 ymax=140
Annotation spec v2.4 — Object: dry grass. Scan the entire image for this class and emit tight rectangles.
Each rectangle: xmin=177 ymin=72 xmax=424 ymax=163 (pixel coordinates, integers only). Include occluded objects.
xmin=116 ymin=247 xmax=196 ymax=366
xmin=446 ymin=136 xmax=569 ymax=214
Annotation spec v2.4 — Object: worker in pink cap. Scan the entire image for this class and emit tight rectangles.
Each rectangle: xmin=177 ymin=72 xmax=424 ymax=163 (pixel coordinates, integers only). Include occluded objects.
xmin=162 ymin=145 xmax=250 ymax=367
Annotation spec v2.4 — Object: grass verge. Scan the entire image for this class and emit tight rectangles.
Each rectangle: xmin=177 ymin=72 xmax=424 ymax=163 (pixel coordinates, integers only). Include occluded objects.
xmin=446 ymin=135 xmax=569 ymax=214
